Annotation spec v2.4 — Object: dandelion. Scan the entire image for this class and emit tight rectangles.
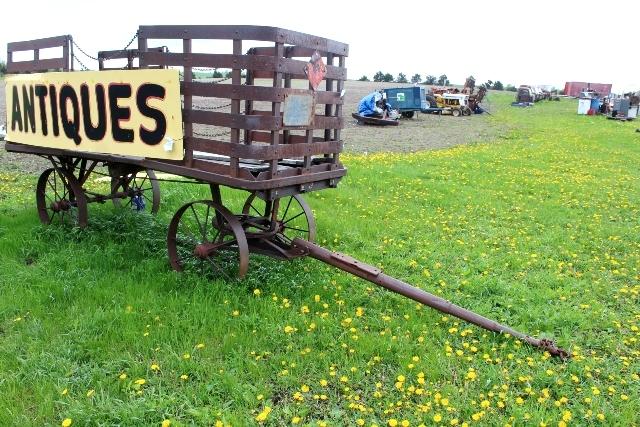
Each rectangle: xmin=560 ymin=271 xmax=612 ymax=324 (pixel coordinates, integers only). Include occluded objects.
xmin=255 ymin=406 xmax=272 ymax=422
xmin=134 ymin=379 xmax=146 ymax=385
xmin=119 ymin=373 xmax=127 ymax=380
xmin=388 ymin=420 xmax=398 ymax=427
xmin=183 ymin=353 xmax=191 ymax=360
xmin=86 ymin=389 xmax=95 ymax=398
xmin=284 ymin=325 xmax=295 ymax=334
xmin=292 ymin=417 xmax=301 ymax=424
xmin=151 ymin=363 xmax=160 ymax=371
xmin=433 ymin=414 xmax=442 ymax=423
xmin=61 ymin=388 xmax=68 ymax=396
xmin=196 ymin=343 xmax=205 ymax=349
xmin=180 ymin=374 xmax=189 ymax=380
xmin=161 ymin=420 xmax=171 ymax=427
xmin=253 ymin=288 xmax=261 ymax=296
xmin=61 ymin=419 xmax=72 ymax=427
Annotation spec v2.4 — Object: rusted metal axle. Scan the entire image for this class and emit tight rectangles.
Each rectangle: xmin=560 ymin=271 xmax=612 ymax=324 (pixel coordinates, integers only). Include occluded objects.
xmin=292 ymin=238 xmax=570 ymax=359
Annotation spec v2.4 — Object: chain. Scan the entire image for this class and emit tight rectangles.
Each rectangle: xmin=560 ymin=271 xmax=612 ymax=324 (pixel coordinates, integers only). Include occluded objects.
xmin=193 ymin=129 xmax=231 ymax=138
xmin=192 ymin=102 xmax=233 ymax=111
xmin=73 ymin=55 xmax=90 ymax=71
xmin=71 ymin=30 xmax=139 ymax=66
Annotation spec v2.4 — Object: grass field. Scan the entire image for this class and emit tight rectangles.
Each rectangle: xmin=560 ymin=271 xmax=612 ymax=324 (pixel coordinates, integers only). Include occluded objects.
xmin=0 ymin=93 xmax=639 ymax=426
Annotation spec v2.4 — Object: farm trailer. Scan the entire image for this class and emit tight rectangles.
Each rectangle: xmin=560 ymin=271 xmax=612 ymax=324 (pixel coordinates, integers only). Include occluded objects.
xmin=4 ymin=26 xmax=568 ymax=358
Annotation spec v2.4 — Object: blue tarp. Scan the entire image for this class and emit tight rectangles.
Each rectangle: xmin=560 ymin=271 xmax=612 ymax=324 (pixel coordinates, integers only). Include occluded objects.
xmin=358 ymin=92 xmax=382 ymax=117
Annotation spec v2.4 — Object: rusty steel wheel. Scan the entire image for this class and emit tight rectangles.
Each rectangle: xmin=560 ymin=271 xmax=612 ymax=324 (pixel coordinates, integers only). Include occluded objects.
xmin=167 ymin=200 xmax=249 ymax=279
xmin=36 ymin=168 xmax=88 ymax=228
xmin=242 ymin=193 xmax=316 ymax=244
xmin=111 ymin=169 xmax=160 ymax=214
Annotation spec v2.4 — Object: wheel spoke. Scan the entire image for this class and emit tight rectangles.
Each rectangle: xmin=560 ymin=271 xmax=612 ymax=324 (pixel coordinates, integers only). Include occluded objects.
xmin=283 ymin=225 xmax=309 ymax=233
xmin=281 ymin=196 xmax=294 ymax=221
xmin=190 ymin=205 xmax=206 ymax=240
xmin=282 ymin=210 xmax=305 ymax=225
xmin=250 ymin=203 xmax=262 ymax=217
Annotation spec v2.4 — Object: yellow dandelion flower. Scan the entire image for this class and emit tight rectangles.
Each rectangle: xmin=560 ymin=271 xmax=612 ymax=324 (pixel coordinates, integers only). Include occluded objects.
xmin=320 ymin=379 xmax=328 ymax=387
xmin=253 ymin=289 xmax=261 ymax=296
xmin=356 ymin=419 xmax=365 ymax=426
xmin=61 ymin=419 xmax=72 ymax=427
xmin=292 ymin=416 xmax=301 ymax=424
xmin=596 ymin=414 xmax=605 ymax=421
xmin=183 ymin=353 xmax=191 ymax=359
xmin=61 ymin=388 xmax=68 ymax=396
xmin=161 ymin=420 xmax=171 ymax=427
xmin=196 ymin=343 xmax=205 ymax=349
xmin=180 ymin=374 xmax=189 ymax=380
xmin=433 ymin=414 xmax=442 ymax=423
xmin=255 ymin=406 xmax=272 ymax=422
xmin=388 ymin=420 xmax=398 ymax=427
xmin=119 ymin=373 xmax=127 ymax=380
xmin=301 ymin=384 xmax=310 ymax=392
xmin=86 ymin=389 xmax=95 ymax=398
xmin=134 ymin=378 xmax=146 ymax=385
xmin=284 ymin=325 xmax=295 ymax=334
xmin=151 ymin=363 xmax=160 ymax=371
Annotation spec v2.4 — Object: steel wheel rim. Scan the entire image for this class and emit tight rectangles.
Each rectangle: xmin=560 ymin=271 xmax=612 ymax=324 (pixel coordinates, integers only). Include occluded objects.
xmin=168 ymin=200 xmax=249 ymax=279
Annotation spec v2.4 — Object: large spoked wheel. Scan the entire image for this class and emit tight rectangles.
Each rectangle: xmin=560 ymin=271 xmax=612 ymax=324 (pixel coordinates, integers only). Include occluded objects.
xmin=36 ymin=168 xmax=88 ymax=228
xmin=242 ymin=193 xmax=316 ymax=244
xmin=167 ymin=200 xmax=249 ymax=279
xmin=111 ymin=169 xmax=160 ymax=214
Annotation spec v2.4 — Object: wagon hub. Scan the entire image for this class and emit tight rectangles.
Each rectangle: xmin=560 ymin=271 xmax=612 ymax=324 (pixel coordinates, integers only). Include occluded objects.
xmin=193 ymin=243 xmax=216 ymax=259
xmin=50 ymin=200 xmax=70 ymax=213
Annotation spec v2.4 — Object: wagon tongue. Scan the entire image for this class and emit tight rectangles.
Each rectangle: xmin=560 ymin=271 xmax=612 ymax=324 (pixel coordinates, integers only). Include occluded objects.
xmin=291 ymin=238 xmax=571 ymax=360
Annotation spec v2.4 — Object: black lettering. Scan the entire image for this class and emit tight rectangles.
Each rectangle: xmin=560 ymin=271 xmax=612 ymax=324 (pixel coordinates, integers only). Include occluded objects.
xmin=137 ymin=83 xmax=166 ymax=145
xmin=11 ymin=86 xmax=23 ymax=132
xmin=109 ymin=84 xmax=134 ymax=142
xmin=22 ymin=85 xmax=36 ymax=133
xmin=59 ymin=85 xmax=82 ymax=145
xmin=49 ymin=85 xmax=59 ymax=137
xmin=35 ymin=85 xmax=48 ymax=136
xmin=80 ymin=84 xmax=106 ymax=141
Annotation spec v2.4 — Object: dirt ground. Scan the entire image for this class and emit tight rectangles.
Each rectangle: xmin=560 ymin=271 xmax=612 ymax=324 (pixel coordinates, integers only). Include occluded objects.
xmin=0 ymin=79 xmax=508 ymax=173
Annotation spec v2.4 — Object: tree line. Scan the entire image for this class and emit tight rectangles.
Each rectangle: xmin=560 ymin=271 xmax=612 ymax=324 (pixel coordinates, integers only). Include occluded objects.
xmin=359 ymin=71 xmax=517 ymax=91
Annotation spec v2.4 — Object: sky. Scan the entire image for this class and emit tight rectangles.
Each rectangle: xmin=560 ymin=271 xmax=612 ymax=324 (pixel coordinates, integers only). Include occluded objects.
xmin=2 ymin=0 xmax=638 ymax=93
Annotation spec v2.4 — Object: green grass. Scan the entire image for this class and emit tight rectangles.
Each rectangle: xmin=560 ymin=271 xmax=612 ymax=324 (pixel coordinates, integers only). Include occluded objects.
xmin=1 ymin=94 xmax=639 ymax=426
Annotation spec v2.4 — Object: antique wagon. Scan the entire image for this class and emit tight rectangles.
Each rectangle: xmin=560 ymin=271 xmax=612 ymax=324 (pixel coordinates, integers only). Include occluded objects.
xmin=3 ymin=26 xmax=568 ymax=357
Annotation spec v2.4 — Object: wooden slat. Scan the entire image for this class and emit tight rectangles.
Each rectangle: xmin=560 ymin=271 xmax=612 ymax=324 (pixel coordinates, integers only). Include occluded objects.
xmin=188 ymin=137 xmax=342 ymax=160
xmin=182 ymin=82 xmax=342 ymax=105
xmin=7 ymin=58 xmax=67 ymax=73
xmin=142 ymin=52 xmax=346 ymax=80
xmin=7 ymin=35 xmax=70 ymax=52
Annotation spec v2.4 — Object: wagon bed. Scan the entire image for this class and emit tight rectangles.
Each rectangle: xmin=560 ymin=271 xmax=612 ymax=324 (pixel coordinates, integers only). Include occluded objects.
xmin=5 ymin=25 xmax=349 ymax=200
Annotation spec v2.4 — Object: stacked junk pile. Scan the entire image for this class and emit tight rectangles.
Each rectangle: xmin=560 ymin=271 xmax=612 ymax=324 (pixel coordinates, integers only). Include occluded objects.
xmin=512 ymin=85 xmax=559 ymax=107
xmin=353 ymin=77 xmax=487 ymax=126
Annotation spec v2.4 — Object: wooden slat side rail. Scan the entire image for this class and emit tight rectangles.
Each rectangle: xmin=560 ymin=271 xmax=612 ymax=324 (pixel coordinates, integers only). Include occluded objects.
xmin=7 ymin=35 xmax=71 ymax=73
xmin=138 ymin=25 xmax=348 ymax=56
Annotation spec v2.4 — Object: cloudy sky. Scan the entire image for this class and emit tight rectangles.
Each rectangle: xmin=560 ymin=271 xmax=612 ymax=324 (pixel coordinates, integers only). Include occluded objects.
xmin=2 ymin=0 xmax=638 ymax=92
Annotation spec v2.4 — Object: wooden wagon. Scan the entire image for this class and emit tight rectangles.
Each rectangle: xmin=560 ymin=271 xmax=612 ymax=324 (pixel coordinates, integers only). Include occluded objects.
xmin=3 ymin=26 xmax=568 ymax=358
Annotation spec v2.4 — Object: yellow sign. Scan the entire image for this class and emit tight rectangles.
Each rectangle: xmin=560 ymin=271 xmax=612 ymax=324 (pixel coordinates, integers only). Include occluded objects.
xmin=5 ymin=69 xmax=183 ymax=160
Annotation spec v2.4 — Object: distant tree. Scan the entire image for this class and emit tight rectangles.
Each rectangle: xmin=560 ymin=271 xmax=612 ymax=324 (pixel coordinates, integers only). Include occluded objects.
xmin=505 ymin=84 xmax=517 ymax=92
xmin=383 ymin=73 xmax=394 ymax=82
xmin=373 ymin=71 xmax=385 ymax=82
xmin=358 ymin=75 xmax=370 ymax=81
xmin=224 ymin=70 xmax=232 ymax=78
xmin=493 ymin=81 xmax=504 ymax=91
xmin=437 ymin=74 xmax=448 ymax=86
xmin=482 ymin=80 xmax=493 ymax=89
xmin=396 ymin=73 xmax=408 ymax=83
xmin=0 ymin=60 xmax=6 ymax=75
xmin=212 ymin=69 xmax=224 ymax=78
xmin=425 ymin=75 xmax=437 ymax=85
xmin=411 ymin=73 xmax=422 ymax=84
